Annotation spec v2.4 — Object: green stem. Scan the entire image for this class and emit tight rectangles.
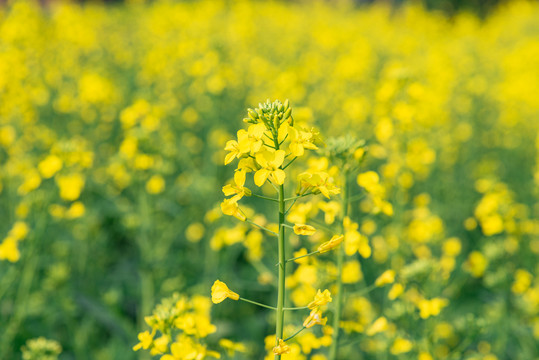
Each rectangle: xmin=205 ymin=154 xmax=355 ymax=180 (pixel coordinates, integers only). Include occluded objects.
xmin=284 ymin=306 xmax=309 ymax=311
xmin=240 ymin=297 xmax=276 ymax=310
xmin=282 ymin=156 xmax=297 ymax=170
xmin=252 ymin=193 xmax=279 ymax=202
xmin=285 ymin=250 xmax=320 ymax=263
xmin=275 ymin=183 xmax=286 ymax=360
xmin=284 ymin=326 xmax=306 ymax=342
xmin=284 ymin=193 xmax=312 ymax=202
xmin=246 ymin=219 xmax=278 ymax=236
xmin=329 ymin=171 xmax=349 ymax=360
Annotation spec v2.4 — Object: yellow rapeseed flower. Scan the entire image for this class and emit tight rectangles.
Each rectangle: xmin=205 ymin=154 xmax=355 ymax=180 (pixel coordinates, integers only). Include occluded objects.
xmin=38 ymin=155 xmax=63 ymax=178
xmin=390 ymin=337 xmax=413 ymax=355
xmin=293 ymin=224 xmax=316 ymax=235
xmin=464 ymin=251 xmax=488 ymax=278
xmin=56 ymin=173 xmax=85 ymax=201
xmin=146 ymin=175 xmax=165 ymax=194
xmin=366 ymin=317 xmax=388 ymax=336
xmin=375 ymin=269 xmax=395 ymax=287
xmin=317 ymin=234 xmax=344 ymax=253
xmin=0 ymin=237 xmax=20 ymax=262
xmin=272 ymin=339 xmax=290 ymax=355
xmin=388 ymin=283 xmax=404 ymax=300
xmin=211 ymin=280 xmax=239 ymax=304
xmin=222 ymin=170 xmax=251 ymax=202
xmin=9 ymin=221 xmax=29 ymax=241
xmin=254 ymin=150 xmax=286 ymax=186
xmin=132 ymin=331 xmax=153 ymax=351
xmin=303 ymin=308 xmax=327 ymax=328
xmin=307 ymin=289 xmax=332 ymax=309
xmin=220 ymin=199 xmax=246 ymax=221
xmin=288 ymin=126 xmax=318 ymax=157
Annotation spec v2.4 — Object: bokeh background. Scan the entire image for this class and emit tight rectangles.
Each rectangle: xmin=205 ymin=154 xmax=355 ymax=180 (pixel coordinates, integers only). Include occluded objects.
xmin=0 ymin=0 xmax=538 ymax=359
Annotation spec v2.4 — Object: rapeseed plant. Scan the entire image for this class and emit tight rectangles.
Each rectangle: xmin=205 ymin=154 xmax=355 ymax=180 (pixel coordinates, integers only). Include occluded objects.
xmin=213 ymin=100 xmax=343 ymax=359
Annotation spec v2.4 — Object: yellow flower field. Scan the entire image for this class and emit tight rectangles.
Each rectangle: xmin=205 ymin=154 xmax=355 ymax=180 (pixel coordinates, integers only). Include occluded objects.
xmin=1 ymin=0 xmax=538 ymax=359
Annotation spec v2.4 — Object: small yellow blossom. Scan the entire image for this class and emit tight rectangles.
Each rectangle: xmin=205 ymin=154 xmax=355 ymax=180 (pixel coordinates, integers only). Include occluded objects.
xmin=18 ymin=171 xmax=42 ymax=195
xmin=390 ymin=337 xmax=413 ymax=354
xmin=298 ymin=172 xmax=340 ymax=199
xmin=273 ymin=339 xmax=290 ymax=355
xmin=418 ymin=298 xmax=448 ymax=319
xmin=211 ymin=280 xmax=240 ymax=304
xmin=222 ymin=170 xmax=251 ymax=202
xmin=9 ymin=222 xmax=29 ymax=241
xmin=254 ymin=150 xmax=286 ymax=186
xmin=303 ymin=308 xmax=327 ymax=328
xmin=464 ymin=251 xmax=488 ymax=278
xmin=419 ymin=352 xmax=434 ymax=360
xmin=442 ymin=237 xmax=462 ymax=256
xmin=185 ymin=223 xmax=205 ymax=243
xmin=66 ymin=202 xmax=85 ymax=219
xmin=38 ymin=155 xmax=63 ymax=178
xmin=133 ymin=331 xmax=153 ymax=351
xmin=512 ymin=269 xmax=533 ymax=294
xmin=375 ymin=269 xmax=395 ymax=287
xmin=220 ymin=199 xmax=246 ymax=221
xmin=366 ymin=317 xmax=388 ymax=336
xmin=146 ymin=175 xmax=165 ymax=194
xmin=288 ymin=126 xmax=318 ymax=157
xmin=307 ymin=289 xmax=332 ymax=309
xmin=0 ymin=237 xmax=20 ymax=262
xmin=150 ymin=335 xmax=169 ymax=355
xmin=224 ymin=130 xmax=250 ymax=165
xmin=56 ymin=173 xmax=85 ymax=201
xmin=293 ymin=224 xmax=316 ymax=235
xmin=317 ymin=234 xmax=344 ymax=253
xmin=388 ymin=283 xmax=404 ymax=300
xmin=342 ymin=261 xmax=363 ymax=283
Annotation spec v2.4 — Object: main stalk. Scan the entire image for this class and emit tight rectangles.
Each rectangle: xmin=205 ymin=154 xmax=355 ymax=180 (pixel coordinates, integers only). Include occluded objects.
xmin=275 ymin=183 xmax=286 ymax=359
xmin=329 ymin=171 xmax=349 ymax=360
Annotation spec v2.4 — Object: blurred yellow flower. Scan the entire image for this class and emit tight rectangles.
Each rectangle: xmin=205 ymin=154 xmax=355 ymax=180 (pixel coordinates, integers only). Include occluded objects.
xmin=390 ymin=337 xmax=413 ymax=355
xmin=318 ymin=234 xmax=344 ymax=253
xmin=464 ymin=251 xmax=488 ymax=278
xmin=211 ymin=280 xmax=239 ymax=304
xmin=272 ymin=339 xmax=290 ymax=355
xmin=146 ymin=175 xmax=165 ymax=194
xmin=375 ymin=269 xmax=395 ymax=287
xmin=0 ymin=237 xmax=20 ymax=262
xmin=56 ymin=173 xmax=85 ymax=201
xmin=307 ymin=289 xmax=332 ymax=309
xmin=293 ymin=224 xmax=316 ymax=235
xmin=38 ymin=155 xmax=63 ymax=178
xmin=220 ymin=199 xmax=246 ymax=221
xmin=303 ymin=308 xmax=327 ymax=328
xmin=366 ymin=317 xmax=387 ymax=336
xmin=132 ymin=331 xmax=153 ymax=351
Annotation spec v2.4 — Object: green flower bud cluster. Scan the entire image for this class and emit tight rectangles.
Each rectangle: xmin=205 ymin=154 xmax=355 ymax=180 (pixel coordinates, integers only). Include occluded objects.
xmin=21 ymin=337 xmax=62 ymax=360
xmin=324 ymin=135 xmax=367 ymax=170
xmin=244 ymin=99 xmax=293 ymax=129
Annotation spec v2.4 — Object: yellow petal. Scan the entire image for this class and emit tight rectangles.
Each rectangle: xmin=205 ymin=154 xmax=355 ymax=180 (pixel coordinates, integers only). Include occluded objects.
xmin=254 ymin=169 xmax=270 ymax=187
xmin=272 ymin=169 xmax=286 ymax=185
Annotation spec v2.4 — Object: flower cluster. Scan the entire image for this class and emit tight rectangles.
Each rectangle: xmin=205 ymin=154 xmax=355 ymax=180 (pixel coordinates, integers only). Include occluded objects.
xmin=133 ymin=293 xmax=221 ymax=359
xmin=213 ymin=100 xmax=344 ymax=359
